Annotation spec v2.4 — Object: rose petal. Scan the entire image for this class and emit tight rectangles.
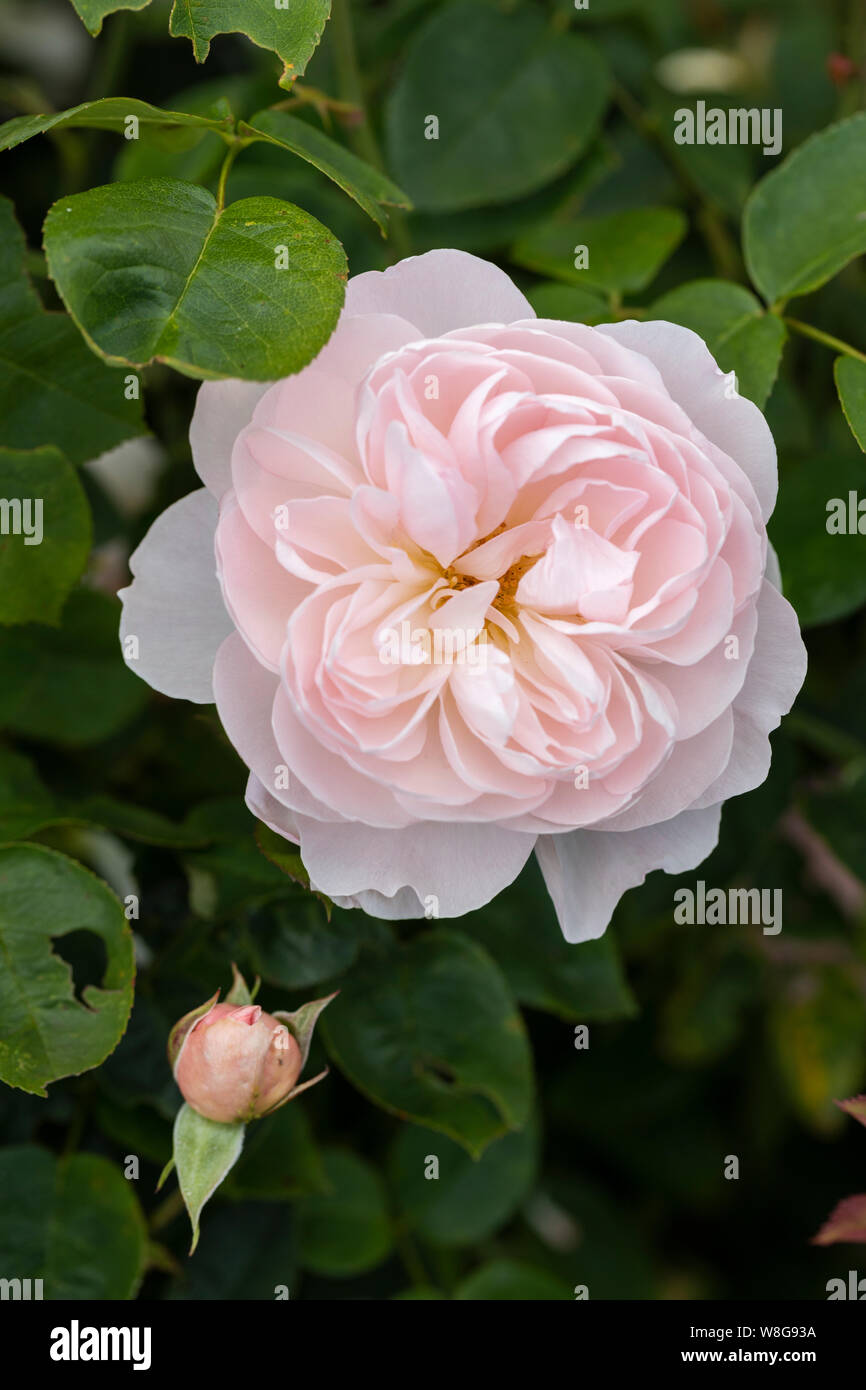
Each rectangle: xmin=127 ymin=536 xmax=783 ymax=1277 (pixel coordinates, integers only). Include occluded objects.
xmin=536 ymin=804 xmax=722 ymax=942
xmin=119 ymin=489 xmax=230 ymax=702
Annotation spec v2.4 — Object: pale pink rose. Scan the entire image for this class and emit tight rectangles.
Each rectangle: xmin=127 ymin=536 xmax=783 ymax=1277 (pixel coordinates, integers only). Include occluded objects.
xmin=119 ymin=251 xmax=806 ymax=940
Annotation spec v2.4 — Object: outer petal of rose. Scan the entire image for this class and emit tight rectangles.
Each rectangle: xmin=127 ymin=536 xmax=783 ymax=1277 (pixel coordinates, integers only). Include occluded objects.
xmin=344 ymin=249 xmax=535 ymax=336
xmin=536 ymin=804 xmax=722 ymax=943
xmin=213 ymin=633 xmax=340 ymax=824
xmin=597 ymin=319 xmax=778 ymax=522
xmin=245 ymin=773 xmax=300 ymax=843
xmin=118 ymin=489 xmax=231 ymax=702
xmin=692 ymin=579 xmax=806 ymax=808
xmin=190 ymin=380 xmax=271 ymax=496
xmin=294 ymin=814 xmax=537 ymax=918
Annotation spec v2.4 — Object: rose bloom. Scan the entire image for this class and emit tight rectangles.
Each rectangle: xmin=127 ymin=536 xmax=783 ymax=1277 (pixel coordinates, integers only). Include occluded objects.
xmin=120 ymin=251 xmax=806 ymax=940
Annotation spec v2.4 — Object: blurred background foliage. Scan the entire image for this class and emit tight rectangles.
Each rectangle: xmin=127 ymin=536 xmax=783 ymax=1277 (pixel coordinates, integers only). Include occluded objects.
xmin=1 ymin=0 xmax=866 ymax=1300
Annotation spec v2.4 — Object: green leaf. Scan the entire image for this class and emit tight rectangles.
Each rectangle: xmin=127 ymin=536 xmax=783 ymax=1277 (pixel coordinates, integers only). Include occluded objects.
xmin=462 ymin=860 xmax=636 ymax=1022
xmin=390 ymin=1115 xmax=538 ymax=1247
xmin=0 ymin=197 xmax=145 ymax=464
xmin=224 ymin=1102 xmax=328 ymax=1199
xmin=835 ymin=356 xmax=866 ymax=453
xmin=113 ymin=77 xmax=267 ymax=187
xmin=0 ymin=590 xmax=148 ymax=744
xmin=654 ymin=94 xmax=753 ymax=218
xmin=743 ymin=113 xmax=866 ymax=306
xmin=526 ymin=282 xmax=610 ymax=325
xmin=0 ymin=748 xmax=57 ymax=839
xmin=660 ymin=951 xmax=758 ymax=1066
xmin=455 ymin=1258 xmax=572 ymax=1301
xmin=0 ymin=447 xmax=91 ymax=625
xmin=385 ymin=1 xmax=609 ymax=212
xmin=250 ymin=900 xmax=357 ymax=989
xmin=273 ymin=991 xmax=336 ymax=1078
xmin=43 ymin=178 xmax=347 ymax=381
xmin=184 ymin=837 xmax=291 ymax=918
xmin=770 ymin=966 xmax=866 ymax=1133
xmin=254 ymin=819 xmax=332 ymax=914
xmin=297 ymin=1148 xmax=393 ymax=1276
xmin=240 ymin=110 xmax=411 ymax=234
xmin=512 ymin=207 xmax=687 ymax=295
xmin=69 ymin=0 xmax=151 ymax=36
xmin=0 ymin=752 xmax=226 ymax=845
xmin=173 ymin=1102 xmax=246 ymax=1253
xmin=168 ymin=0 xmax=331 ymax=89
xmin=650 ymin=279 xmax=786 ymax=408
xmin=0 ymin=1146 xmax=147 ymax=1298
xmin=769 ymin=453 xmax=866 ymax=628
xmin=170 ymin=1201 xmax=297 ymax=1298
xmin=546 ymin=1171 xmax=657 ymax=1297
xmin=321 ymin=928 xmax=533 ymax=1157
xmin=0 ymin=843 xmax=135 ymax=1096
xmin=0 ymin=97 xmax=232 ymax=152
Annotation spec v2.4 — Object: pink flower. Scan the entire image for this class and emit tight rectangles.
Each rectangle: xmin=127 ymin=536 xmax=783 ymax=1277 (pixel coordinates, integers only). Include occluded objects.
xmin=172 ymin=1001 xmax=302 ymax=1123
xmin=120 ymin=251 xmax=806 ymax=939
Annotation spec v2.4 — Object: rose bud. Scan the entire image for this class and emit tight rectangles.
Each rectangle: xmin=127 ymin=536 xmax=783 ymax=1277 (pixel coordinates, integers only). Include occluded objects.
xmin=827 ymin=53 xmax=858 ymax=86
xmin=172 ymin=1001 xmax=303 ymax=1123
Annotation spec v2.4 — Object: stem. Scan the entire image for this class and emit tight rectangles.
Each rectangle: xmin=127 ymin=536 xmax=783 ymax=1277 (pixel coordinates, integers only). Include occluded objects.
xmin=783 ymin=316 xmax=866 ymax=364
xmin=785 ymin=709 xmax=866 ymax=763
xmin=611 ymin=80 xmax=742 ymax=281
xmin=392 ymin=1219 xmax=432 ymax=1290
xmin=149 ymin=1188 xmax=185 ymax=1233
xmin=330 ymin=0 xmax=411 ymax=260
xmin=86 ymin=11 xmax=132 ymax=102
xmin=330 ymin=0 xmax=382 ymax=170
xmin=216 ymin=142 xmax=241 ymax=211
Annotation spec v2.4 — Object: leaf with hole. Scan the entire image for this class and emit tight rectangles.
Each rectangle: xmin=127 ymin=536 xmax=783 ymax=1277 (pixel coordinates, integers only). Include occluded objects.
xmin=0 ymin=844 xmax=135 ymax=1096
xmin=321 ymin=929 xmax=533 ymax=1156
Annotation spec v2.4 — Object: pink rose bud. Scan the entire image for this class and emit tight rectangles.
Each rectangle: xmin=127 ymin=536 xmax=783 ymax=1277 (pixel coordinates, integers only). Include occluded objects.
xmin=827 ymin=53 xmax=858 ymax=86
xmin=172 ymin=1001 xmax=303 ymax=1123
